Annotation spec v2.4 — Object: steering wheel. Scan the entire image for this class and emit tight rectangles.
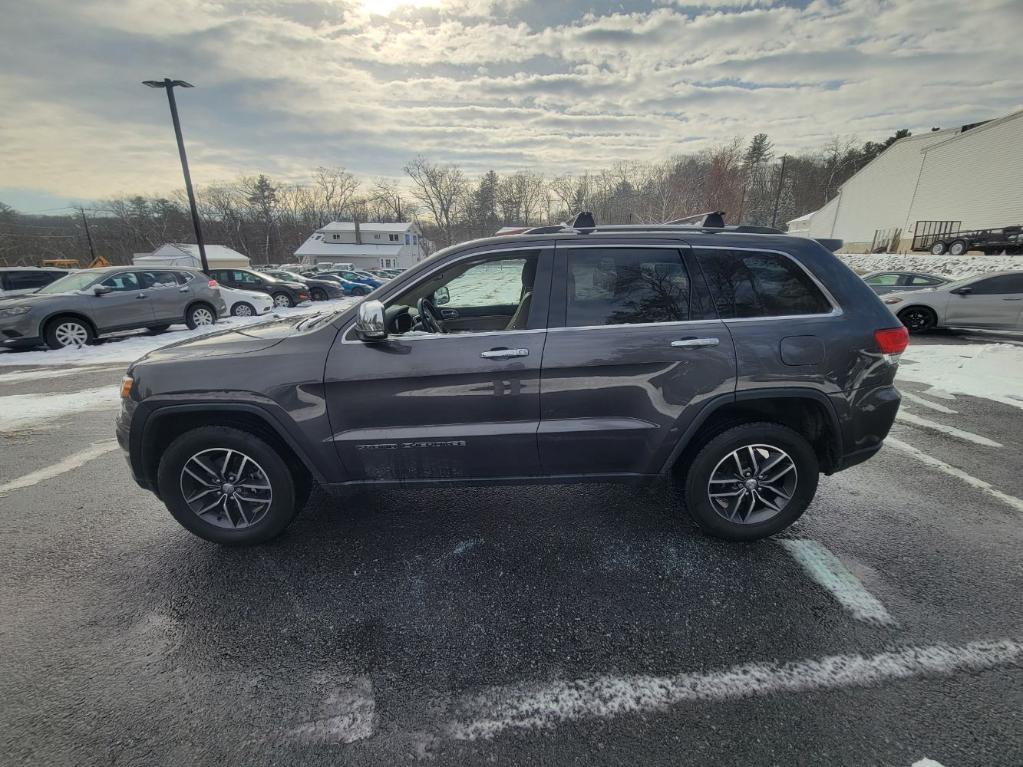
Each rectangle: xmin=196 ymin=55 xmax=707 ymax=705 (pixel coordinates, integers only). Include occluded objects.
xmin=416 ymin=297 xmax=447 ymax=334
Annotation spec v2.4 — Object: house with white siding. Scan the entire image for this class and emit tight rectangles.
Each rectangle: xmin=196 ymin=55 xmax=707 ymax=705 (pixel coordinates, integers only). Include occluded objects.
xmin=294 ymin=221 xmax=427 ymax=270
xmin=789 ymin=109 xmax=1023 ymax=252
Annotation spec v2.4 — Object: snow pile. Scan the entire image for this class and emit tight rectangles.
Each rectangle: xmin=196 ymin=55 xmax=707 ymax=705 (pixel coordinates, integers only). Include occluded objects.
xmin=839 ymin=253 xmax=1023 ymax=278
xmin=897 ymin=343 xmax=1023 ymax=411
xmin=0 ymin=297 xmax=357 ymax=368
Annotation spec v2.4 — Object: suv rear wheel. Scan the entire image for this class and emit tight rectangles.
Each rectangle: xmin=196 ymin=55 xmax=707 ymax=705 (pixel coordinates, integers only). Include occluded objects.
xmin=185 ymin=303 xmax=217 ymax=329
xmin=157 ymin=426 xmax=301 ymax=545
xmin=682 ymin=422 xmax=819 ymax=541
xmin=44 ymin=315 xmax=94 ymax=350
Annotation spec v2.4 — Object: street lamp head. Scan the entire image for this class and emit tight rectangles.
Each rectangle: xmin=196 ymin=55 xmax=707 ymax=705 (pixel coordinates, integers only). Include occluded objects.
xmin=141 ymin=79 xmax=195 ymax=88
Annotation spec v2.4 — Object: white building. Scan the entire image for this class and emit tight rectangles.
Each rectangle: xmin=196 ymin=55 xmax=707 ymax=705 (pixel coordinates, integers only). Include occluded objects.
xmin=133 ymin=243 xmax=251 ymax=269
xmin=789 ymin=109 xmax=1023 ymax=252
xmin=294 ymin=222 xmax=427 ymax=270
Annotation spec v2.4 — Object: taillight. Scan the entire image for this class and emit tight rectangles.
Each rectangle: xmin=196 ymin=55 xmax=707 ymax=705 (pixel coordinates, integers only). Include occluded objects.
xmin=874 ymin=327 xmax=909 ymax=355
xmin=208 ymin=279 xmax=219 ymax=288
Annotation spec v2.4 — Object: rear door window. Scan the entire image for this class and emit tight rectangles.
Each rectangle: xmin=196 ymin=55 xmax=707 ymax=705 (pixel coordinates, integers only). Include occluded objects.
xmin=694 ymin=249 xmax=833 ymax=318
xmin=564 ymin=248 xmax=698 ymax=327
xmin=866 ymin=273 xmax=900 ymax=285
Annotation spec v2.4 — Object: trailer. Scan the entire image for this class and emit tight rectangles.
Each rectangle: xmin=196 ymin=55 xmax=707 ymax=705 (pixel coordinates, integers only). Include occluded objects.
xmin=921 ymin=225 xmax=1023 ymax=256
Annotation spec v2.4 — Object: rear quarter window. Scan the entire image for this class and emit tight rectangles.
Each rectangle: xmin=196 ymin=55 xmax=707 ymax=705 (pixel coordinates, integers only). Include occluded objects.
xmin=694 ymin=249 xmax=833 ymax=318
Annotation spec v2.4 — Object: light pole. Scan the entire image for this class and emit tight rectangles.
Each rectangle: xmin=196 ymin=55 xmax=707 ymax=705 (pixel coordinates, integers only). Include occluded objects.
xmin=142 ymin=78 xmax=209 ymax=273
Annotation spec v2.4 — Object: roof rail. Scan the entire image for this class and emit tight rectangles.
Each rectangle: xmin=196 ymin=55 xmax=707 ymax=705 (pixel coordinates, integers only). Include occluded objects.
xmin=667 ymin=211 xmax=726 ymax=228
xmin=520 ymin=211 xmax=786 ymax=237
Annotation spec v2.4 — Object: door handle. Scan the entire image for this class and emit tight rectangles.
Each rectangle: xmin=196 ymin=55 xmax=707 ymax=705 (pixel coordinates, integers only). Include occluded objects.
xmin=136 ymin=293 xmax=148 ymax=299
xmin=481 ymin=348 xmax=529 ymax=359
xmin=179 ymin=286 xmax=191 ymax=293
xmin=671 ymin=337 xmax=719 ymax=348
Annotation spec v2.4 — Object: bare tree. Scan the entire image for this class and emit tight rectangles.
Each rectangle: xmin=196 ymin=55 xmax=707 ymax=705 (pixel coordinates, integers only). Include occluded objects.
xmin=403 ymin=156 xmax=466 ymax=247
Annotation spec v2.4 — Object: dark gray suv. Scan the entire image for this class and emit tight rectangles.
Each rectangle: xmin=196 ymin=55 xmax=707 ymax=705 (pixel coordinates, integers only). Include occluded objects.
xmin=117 ymin=220 xmax=907 ymax=545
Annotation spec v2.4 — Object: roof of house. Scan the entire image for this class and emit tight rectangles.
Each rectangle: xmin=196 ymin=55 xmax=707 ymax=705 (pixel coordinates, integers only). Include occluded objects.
xmin=295 ymin=238 xmax=404 ymax=257
xmin=318 ymin=221 xmax=416 ymax=233
xmin=155 ymin=243 xmax=250 ymax=261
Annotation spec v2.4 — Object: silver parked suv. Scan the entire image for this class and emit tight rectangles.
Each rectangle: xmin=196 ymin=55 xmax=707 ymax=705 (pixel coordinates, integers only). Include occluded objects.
xmin=0 ymin=266 xmax=227 ymax=350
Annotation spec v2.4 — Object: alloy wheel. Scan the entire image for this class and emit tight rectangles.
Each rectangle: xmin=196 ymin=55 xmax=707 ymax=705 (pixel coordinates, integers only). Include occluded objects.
xmin=900 ymin=308 xmax=932 ymax=332
xmin=179 ymin=448 xmax=273 ymax=529
xmin=233 ymin=303 xmax=253 ymax=317
xmin=192 ymin=307 xmax=214 ymax=325
xmin=707 ymin=443 xmax=797 ymax=525
xmin=274 ymin=294 xmax=293 ymax=308
xmin=54 ymin=321 xmax=89 ymax=347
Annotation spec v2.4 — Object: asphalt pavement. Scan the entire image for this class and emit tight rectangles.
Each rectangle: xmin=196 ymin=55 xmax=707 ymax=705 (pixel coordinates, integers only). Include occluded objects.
xmin=1 ymin=331 xmax=1021 ymax=766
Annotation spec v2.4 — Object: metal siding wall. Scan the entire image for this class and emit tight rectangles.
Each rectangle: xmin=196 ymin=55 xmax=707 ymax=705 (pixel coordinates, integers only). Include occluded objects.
xmin=827 ymin=132 xmax=950 ymax=245
xmin=904 ymin=114 xmax=1023 ymax=233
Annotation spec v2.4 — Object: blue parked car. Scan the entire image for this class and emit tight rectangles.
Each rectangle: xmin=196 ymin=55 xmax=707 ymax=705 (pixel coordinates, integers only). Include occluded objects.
xmin=305 ymin=272 xmax=373 ymax=296
xmin=324 ymin=270 xmax=383 ymax=289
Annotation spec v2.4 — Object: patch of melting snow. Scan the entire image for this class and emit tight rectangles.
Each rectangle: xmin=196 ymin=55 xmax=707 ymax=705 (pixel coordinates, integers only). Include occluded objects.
xmin=289 ymin=676 xmax=376 ymax=744
xmin=0 ymin=386 xmax=120 ymax=433
xmin=897 ymin=343 xmax=1023 ymax=411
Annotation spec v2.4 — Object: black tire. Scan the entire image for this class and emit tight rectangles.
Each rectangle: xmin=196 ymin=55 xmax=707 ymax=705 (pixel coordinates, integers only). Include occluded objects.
xmin=44 ymin=315 xmax=95 ymax=350
xmin=353 ymin=286 xmax=369 ymax=296
xmin=310 ymin=288 xmax=327 ymax=301
xmin=681 ymin=422 xmax=819 ymax=542
xmin=231 ymin=302 xmax=256 ymax=317
xmin=898 ymin=305 xmax=937 ymax=334
xmin=272 ymin=292 xmax=294 ymax=308
xmin=948 ymin=239 xmax=969 ymax=256
xmin=147 ymin=324 xmax=171 ymax=334
xmin=185 ymin=302 xmax=217 ymax=329
xmin=157 ymin=426 xmax=300 ymax=546
xmin=930 ymin=241 xmax=947 ymax=255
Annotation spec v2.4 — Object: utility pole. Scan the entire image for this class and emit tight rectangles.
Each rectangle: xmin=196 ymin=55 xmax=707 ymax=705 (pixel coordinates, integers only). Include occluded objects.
xmin=78 ymin=206 xmax=96 ymax=262
xmin=142 ymin=78 xmax=210 ymax=273
xmin=771 ymin=155 xmax=788 ymax=229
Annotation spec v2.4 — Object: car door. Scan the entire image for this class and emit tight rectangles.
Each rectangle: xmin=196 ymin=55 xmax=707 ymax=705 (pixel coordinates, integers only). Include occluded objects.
xmin=324 ymin=247 xmax=553 ymax=483
xmin=946 ymin=274 xmax=1023 ymax=328
xmin=138 ymin=270 xmax=186 ymax=323
xmin=87 ymin=271 xmax=155 ymax=331
xmin=537 ymin=243 xmax=736 ymax=477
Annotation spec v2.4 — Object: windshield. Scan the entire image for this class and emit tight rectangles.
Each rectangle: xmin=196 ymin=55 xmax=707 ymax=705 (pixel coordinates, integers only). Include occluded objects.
xmin=34 ymin=271 xmax=99 ymax=294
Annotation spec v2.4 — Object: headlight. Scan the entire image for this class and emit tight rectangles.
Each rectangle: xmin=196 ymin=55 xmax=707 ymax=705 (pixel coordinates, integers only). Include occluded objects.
xmin=883 ymin=296 xmax=904 ymax=305
xmin=0 ymin=305 xmax=30 ymax=318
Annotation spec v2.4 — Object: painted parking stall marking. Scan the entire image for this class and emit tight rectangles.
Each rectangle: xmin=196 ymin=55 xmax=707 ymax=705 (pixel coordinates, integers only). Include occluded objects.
xmin=896 ymin=409 xmax=1002 ymax=448
xmin=0 ymin=440 xmax=119 ymax=495
xmin=445 ymin=638 xmax=1023 ymax=740
xmin=899 ymin=391 xmax=958 ymax=415
xmin=887 ymin=437 xmax=1023 ymax=514
xmin=779 ymin=539 xmax=896 ymax=626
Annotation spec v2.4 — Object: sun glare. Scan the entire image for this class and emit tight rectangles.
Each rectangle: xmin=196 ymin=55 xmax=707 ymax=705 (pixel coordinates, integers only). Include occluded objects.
xmin=359 ymin=0 xmax=441 ymax=16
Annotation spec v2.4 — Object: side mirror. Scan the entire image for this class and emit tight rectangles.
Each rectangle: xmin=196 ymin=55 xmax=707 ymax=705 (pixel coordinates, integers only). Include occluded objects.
xmin=951 ymin=286 xmax=972 ymax=295
xmin=93 ymin=284 xmax=112 ymax=296
xmin=354 ymin=299 xmax=387 ymax=341
xmin=434 ymin=286 xmax=450 ymax=306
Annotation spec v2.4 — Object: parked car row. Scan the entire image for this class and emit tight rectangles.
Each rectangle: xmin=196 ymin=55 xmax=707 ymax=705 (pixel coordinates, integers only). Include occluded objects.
xmin=881 ymin=270 xmax=1023 ymax=332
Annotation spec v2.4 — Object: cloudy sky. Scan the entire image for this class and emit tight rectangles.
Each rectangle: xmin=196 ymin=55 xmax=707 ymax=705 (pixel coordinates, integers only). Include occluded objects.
xmin=2 ymin=0 xmax=1021 ymax=212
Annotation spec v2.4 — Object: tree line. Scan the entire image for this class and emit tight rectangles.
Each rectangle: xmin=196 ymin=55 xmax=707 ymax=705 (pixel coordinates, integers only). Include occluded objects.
xmin=0 ymin=129 xmax=910 ymax=266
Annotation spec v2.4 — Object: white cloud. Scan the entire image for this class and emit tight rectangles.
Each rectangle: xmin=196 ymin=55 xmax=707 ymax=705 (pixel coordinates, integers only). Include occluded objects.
xmin=1 ymin=0 xmax=1022 ymax=203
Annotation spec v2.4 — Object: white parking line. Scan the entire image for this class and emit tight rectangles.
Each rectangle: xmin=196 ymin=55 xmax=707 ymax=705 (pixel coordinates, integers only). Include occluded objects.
xmin=886 ymin=437 xmax=1023 ymax=514
xmin=0 ymin=440 xmax=119 ymax=495
xmin=900 ymin=391 xmax=958 ymax=415
xmin=912 ymin=759 xmax=946 ymax=767
xmin=896 ymin=410 xmax=1002 ymax=448
xmin=445 ymin=638 xmax=1023 ymax=740
xmin=779 ymin=540 xmax=895 ymax=626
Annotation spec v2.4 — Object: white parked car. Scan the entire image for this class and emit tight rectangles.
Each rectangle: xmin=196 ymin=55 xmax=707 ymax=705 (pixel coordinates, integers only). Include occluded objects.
xmin=883 ymin=270 xmax=1023 ymax=332
xmin=218 ymin=285 xmax=274 ymax=317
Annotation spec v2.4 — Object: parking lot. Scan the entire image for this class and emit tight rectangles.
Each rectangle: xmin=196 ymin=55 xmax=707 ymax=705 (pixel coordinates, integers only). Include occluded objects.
xmin=1 ymin=323 xmax=1022 ymax=766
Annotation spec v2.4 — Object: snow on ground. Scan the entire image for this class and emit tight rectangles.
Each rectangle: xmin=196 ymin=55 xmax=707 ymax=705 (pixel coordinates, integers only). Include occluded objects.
xmin=0 ymin=386 xmax=120 ymax=434
xmin=0 ymin=297 xmax=357 ymax=368
xmin=897 ymin=343 xmax=1023 ymax=411
xmin=839 ymin=253 xmax=1023 ymax=278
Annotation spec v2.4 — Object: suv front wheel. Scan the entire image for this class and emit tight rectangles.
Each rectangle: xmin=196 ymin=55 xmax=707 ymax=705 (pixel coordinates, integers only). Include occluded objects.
xmin=682 ymin=422 xmax=819 ymax=541
xmin=157 ymin=426 xmax=301 ymax=545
